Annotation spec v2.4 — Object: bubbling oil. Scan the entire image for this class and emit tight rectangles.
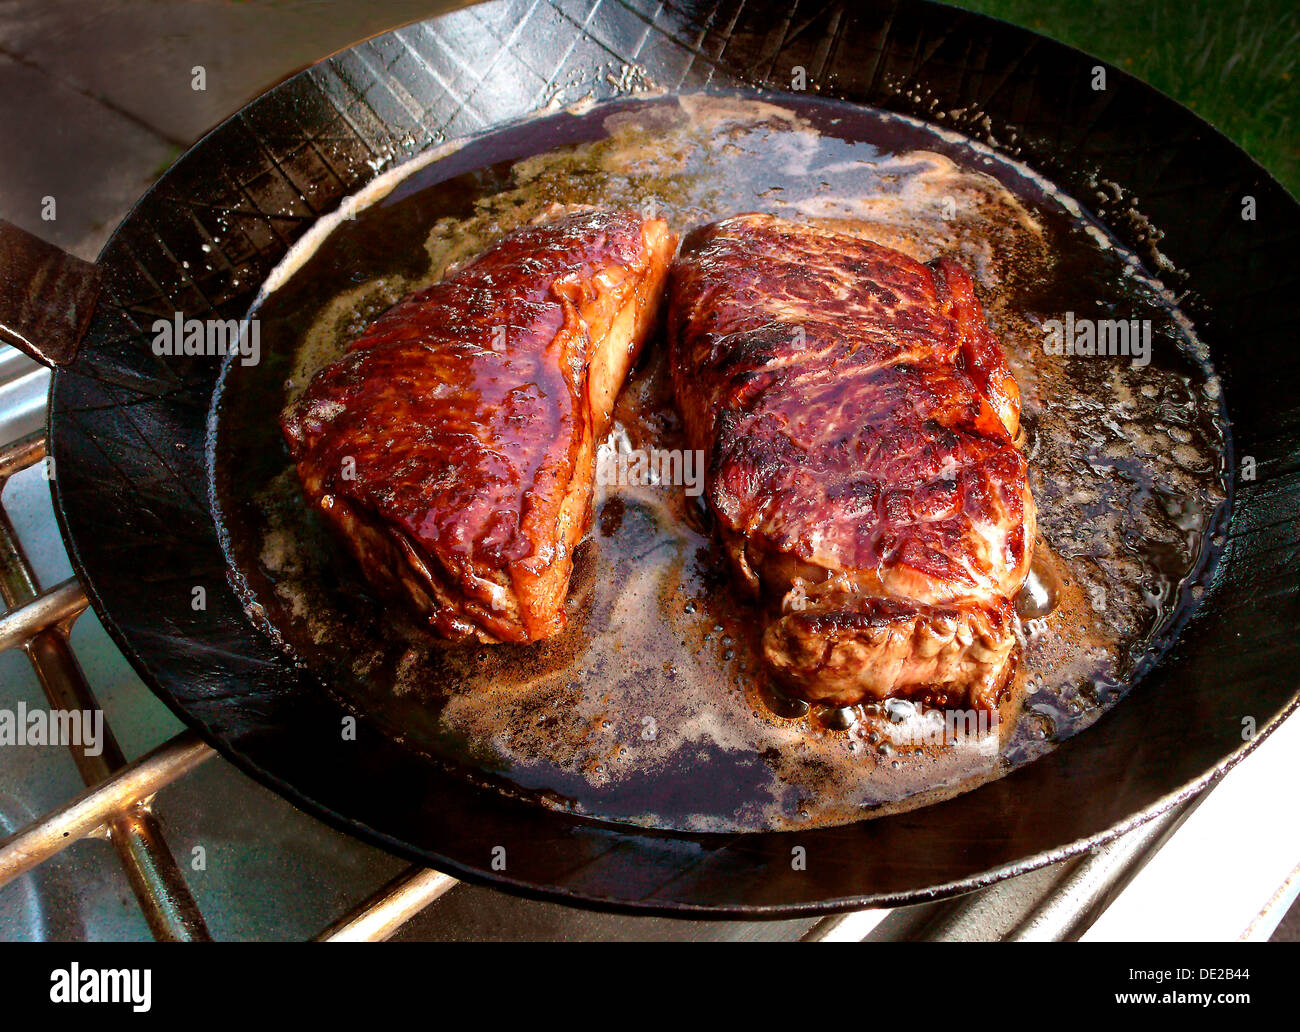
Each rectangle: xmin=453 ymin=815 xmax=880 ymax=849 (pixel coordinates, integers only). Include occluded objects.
xmin=212 ymin=95 xmax=1228 ymax=832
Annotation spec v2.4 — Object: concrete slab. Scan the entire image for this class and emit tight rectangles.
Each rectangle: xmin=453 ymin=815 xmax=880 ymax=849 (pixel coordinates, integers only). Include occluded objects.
xmin=0 ymin=0 xmax=471 ymax=257
xmin=0 ymin=52 xmax=175 ymax=257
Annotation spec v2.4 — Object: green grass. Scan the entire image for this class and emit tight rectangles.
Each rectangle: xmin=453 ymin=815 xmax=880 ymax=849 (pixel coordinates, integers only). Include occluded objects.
xmin=946 ymin=0 xmax=1300 ymax=195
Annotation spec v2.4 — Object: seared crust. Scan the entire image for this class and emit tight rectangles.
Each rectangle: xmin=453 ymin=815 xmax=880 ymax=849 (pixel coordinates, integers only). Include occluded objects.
xmin=282 ymin=209 xmax=676 ymax=643
xmin=763 ymin=594 xmax=1018 ymax=711
xmin=668 ymin=213 xmax=1034 ymax=709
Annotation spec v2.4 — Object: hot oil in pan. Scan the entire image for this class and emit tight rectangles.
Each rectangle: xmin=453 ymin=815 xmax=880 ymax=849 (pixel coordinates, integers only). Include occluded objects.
xmin=211 ymin=95 xmax=1228 ymax=832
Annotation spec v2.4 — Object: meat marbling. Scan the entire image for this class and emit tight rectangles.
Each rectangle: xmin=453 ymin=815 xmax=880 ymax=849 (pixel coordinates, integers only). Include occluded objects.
xmin=281 ymin=209 xmax=677 ymax=644
xmin=668 ymin=213 xmax=1035 ymax=711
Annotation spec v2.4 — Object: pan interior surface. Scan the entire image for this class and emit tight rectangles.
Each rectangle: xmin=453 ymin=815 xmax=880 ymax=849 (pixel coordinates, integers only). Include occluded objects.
xmin=209 ymin=93 xmax=1229 ymax=834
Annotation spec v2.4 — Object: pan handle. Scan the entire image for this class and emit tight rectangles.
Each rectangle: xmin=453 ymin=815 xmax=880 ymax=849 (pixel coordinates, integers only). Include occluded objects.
xmin=0 ymin=220 xmax=102 ymax=368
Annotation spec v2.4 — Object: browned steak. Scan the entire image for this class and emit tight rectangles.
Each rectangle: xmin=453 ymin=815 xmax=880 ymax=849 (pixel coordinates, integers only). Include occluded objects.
xmin=281 ymin=210 xmax=677 ymax=643
xmin=668 ymin=213 xmax=1034 ymax=710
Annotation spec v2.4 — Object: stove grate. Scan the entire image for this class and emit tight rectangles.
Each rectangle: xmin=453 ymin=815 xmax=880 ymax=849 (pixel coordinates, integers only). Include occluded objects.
xmin=0 ymin=430 xmax=457 ymax=941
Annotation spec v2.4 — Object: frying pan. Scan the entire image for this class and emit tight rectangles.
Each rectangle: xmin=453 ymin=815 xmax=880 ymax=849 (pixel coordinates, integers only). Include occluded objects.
xmin=9 ymin=0 xmax=1299 ymax=916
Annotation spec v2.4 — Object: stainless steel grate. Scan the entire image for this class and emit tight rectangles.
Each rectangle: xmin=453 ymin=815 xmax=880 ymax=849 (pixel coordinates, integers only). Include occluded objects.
xmin=0 ymin=430 xmax=458 ymax=941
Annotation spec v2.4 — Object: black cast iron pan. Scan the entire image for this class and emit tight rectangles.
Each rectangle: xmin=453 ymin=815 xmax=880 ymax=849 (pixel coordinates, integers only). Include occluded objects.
xmin=9 ymin=0 xmax=1299 ymax=915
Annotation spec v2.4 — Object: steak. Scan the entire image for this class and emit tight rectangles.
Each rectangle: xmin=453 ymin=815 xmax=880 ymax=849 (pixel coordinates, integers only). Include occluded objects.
xmin=281 ymin=209 xmax=677 ymax=643
xmin=668 ymin=213 xmax=1034 ymax=710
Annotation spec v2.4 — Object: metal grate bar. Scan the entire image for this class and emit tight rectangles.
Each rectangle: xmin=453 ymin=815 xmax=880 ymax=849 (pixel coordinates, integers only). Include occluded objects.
xmin=0 ymin=430 xmax=42 ymax=481
xmin=827 ymin=794 xmax=1205 ymax=942
xmin=799 ymin=907 xmax=889 ymax=941
xmin=314 ymin=866 xmax=459 ymax=941
xmin=0 ymin=577 xmax=87 ymax=651
xmin=0 ymin=431 xmax=212 ymax=941
xmin=0 ymin=729 xmax=214 ymax=886
xmin=1001 ymin=797 xmax=1201 ymax=941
